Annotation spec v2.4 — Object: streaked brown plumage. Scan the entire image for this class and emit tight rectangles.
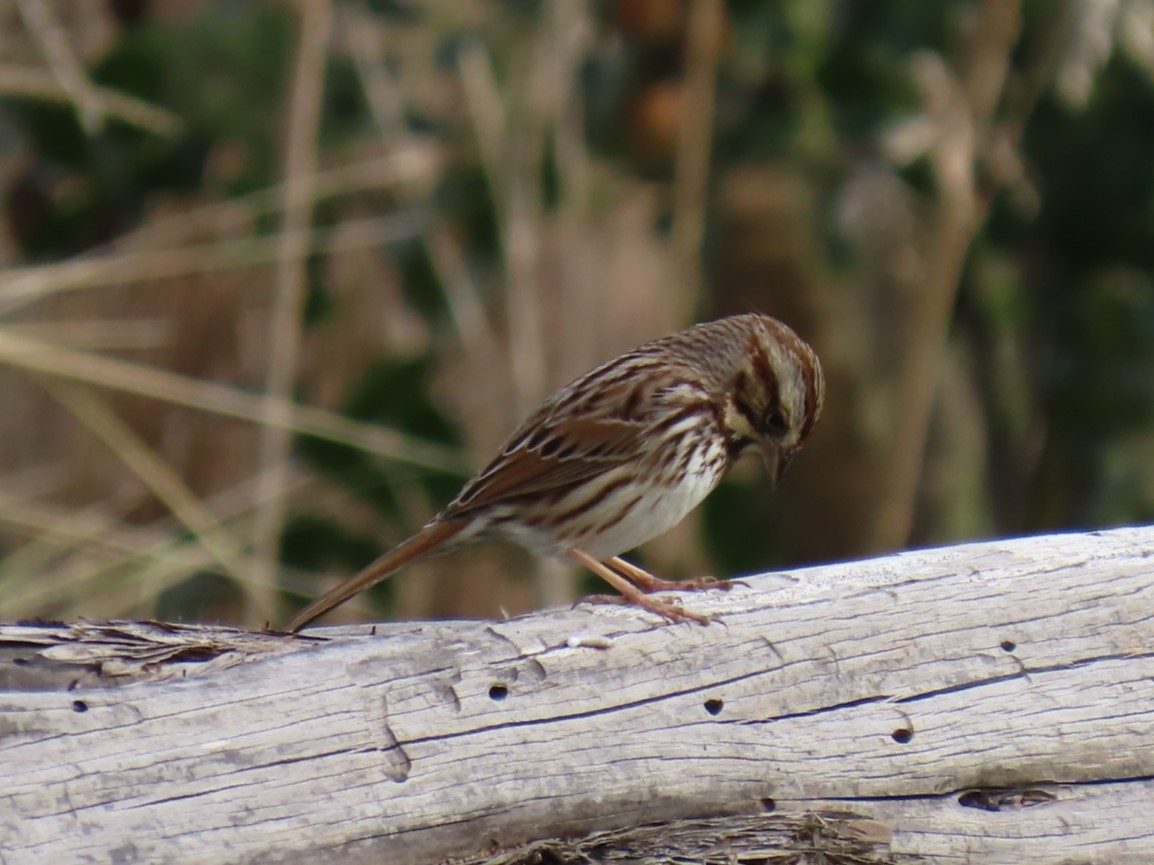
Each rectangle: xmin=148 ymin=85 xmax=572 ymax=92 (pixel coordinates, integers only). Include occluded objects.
xmin=286 ymin=313 xmax=824 ymax=631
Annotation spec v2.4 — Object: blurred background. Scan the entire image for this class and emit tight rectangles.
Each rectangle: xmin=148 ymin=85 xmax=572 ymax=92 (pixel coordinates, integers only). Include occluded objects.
xmin=1 ymin=0 xmax=1152 ymax=627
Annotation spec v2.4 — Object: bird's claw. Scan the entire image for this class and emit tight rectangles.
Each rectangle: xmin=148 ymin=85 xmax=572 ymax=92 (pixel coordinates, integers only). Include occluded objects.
xmin=635 ymin=574 xmax=745 ymax=593
xmin=577 ymin=592 xmax=711 ymax=626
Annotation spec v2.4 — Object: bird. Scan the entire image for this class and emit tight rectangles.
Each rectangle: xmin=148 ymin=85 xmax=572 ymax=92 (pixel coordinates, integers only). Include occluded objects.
xmin=285 ymin=313 xmax=824 ymax=631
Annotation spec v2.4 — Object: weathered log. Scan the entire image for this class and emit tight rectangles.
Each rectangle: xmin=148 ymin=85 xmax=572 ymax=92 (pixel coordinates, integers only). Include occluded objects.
xmin=2 ymin=526 xmax=1153 ymax=864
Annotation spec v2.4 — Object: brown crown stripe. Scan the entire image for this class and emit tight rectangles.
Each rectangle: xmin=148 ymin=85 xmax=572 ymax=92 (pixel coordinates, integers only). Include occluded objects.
xmin=748 ymin=338 xmax=781 ymax=412
xmin=799 ymin=349 xmax=821 ymax=442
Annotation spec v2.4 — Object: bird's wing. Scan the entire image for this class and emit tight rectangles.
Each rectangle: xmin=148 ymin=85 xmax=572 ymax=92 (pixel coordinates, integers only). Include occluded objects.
xmin=444 ymin=413 xmax=646 ymax=517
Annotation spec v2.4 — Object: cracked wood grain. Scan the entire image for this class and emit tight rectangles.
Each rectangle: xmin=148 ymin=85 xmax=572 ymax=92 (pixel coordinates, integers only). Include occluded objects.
xmin=1 ymin=526 xmax=1153 ymax=864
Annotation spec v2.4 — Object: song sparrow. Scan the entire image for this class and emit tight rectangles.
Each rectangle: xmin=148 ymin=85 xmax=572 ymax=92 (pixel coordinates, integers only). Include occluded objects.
xmin=286 ymin=313 xmax=824 ymax=631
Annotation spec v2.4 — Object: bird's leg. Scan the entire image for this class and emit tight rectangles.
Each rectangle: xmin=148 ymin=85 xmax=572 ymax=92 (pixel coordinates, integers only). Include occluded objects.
xmin=569 ymin=549 xmax=710 ymax=625
xmin=606 ymin=556 xmax=740 ymax=593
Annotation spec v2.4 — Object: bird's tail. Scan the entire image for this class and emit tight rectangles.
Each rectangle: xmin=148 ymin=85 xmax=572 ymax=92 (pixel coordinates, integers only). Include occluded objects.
xmin=284 ymin=518 xmax=467 ymax=632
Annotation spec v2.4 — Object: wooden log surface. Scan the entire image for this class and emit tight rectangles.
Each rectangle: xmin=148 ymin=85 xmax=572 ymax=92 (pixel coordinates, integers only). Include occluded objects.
xmin=2 ymin=526 xmax=1154 ymax=864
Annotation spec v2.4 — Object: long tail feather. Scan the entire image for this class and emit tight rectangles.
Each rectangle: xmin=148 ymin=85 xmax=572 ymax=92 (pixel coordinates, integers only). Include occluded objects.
xmin=284 ymin=519 xmax=466 ymax=632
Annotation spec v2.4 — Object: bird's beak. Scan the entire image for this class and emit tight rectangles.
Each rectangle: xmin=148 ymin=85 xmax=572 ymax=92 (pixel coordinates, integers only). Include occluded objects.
xmin=760 ymin=443 xmax=793 ymax=490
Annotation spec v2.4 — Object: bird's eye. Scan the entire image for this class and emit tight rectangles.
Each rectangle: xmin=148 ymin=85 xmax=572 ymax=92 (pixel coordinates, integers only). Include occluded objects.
xmin=763 ymin=408 xmax=789 ymax=437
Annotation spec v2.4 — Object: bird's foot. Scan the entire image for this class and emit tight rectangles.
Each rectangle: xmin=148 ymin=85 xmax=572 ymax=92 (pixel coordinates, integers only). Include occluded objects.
xmin=606 ymin=556 xmax=744 ymax=594
xmin=579 ymin=592 xmax=711 ymax=625
xmin=642 ymin=574 xmax=745 ymax=592
xmin=569 ymin=548 xmax=711 ymax=625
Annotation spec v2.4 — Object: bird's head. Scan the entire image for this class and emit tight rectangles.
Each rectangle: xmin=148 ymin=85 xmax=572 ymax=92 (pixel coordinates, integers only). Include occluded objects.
xmin=722 ymin=315 xmax=825 ymax=487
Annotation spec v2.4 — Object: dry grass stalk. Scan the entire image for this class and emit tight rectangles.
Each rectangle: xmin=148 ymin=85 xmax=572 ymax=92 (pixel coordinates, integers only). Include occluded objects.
xmin=250 ymin=0 xmax=334 ymax=622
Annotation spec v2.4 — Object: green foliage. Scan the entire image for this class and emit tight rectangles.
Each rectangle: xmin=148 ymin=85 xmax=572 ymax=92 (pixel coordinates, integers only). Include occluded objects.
xmin=124 ymin=5 xmax=293 ymax=152
xmin=156 ymin=571 xmax=241 ymax=624
xmin=397 ymin=239 xmax=448 ymax=321
xmin=281 ymin=514 xmax=382 ymax=576
xmin=703 ymin=474 xmax=782 ymax=577
xmin=4 ymin=3 xmax=295 ymax=258
xmin=297 ymin=355 xmax=464 ymax=525
xmin=6 ymin=101 xmax=207 ymax=257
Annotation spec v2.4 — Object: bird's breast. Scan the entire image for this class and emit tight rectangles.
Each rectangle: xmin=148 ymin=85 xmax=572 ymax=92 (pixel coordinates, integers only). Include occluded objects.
xmin=497 ymin=432 xmax=730 ymax=561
